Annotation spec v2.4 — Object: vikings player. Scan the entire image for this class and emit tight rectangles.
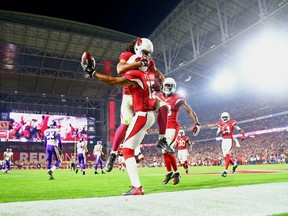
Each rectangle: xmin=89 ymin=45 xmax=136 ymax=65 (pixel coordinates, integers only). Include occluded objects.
xmin=93 ymin=141 xmax=105 ymax=174
xmin=75 ymin=137 xmax=88 ymax=175
xmin=44 ymin=122 xmax=62 ymax=180
xmin=3 ymin=148 xmax=14 ymax=174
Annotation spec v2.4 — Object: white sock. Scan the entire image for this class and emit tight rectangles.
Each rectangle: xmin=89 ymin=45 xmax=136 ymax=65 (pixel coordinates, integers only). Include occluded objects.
xmin=125 ymin=157 xmax=141 ymax=188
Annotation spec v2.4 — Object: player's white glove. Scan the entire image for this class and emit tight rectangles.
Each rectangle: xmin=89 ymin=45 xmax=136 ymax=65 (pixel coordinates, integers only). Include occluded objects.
xmin=192 ymin=123 xmax=201 ymax=136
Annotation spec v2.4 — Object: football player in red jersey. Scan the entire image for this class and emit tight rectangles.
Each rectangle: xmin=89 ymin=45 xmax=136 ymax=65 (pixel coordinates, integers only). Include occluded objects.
xmin=157 ymin=78 xmax=200 ymax=185
xmin=175 ymin=130 xmax=192 ymax=174
xmin=81 ymin=40 xmax=170 ymax=195
xmin=216 ymin=112 xmax=245 ymax=177
xmin=105 ymin=38 xmax=171 ymax=173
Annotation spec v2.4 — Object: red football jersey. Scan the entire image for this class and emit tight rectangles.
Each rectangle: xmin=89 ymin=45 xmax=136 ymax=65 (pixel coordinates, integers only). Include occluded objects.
xmin=119 ymin=51 xmax=134 ymax=95
xmin=157 ymin=92 xmax=185 ymax=129
xmin=176 ymin=135 xmax=190 ymax=150
xmin=123 ymin=70 xmax=157 ymax=112
xmin=217 ymin=120 xmax=237 ymax=139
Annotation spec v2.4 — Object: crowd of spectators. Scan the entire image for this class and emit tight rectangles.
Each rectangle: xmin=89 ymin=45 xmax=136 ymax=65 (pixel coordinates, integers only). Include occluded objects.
xmin=138 ymin=93 xmax=288 ymax=167
xmin=138 ymin=131 xmax=287 ymax=168
xmin=3 ymin=93 xmax=288 ymax=169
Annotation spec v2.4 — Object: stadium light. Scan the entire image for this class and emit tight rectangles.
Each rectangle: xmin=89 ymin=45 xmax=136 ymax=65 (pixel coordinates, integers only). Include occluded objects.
xmin=239 ymin=28 xmax=288 ymax=92
xmin=212 ymin=69 xmax=235 ymax=91
xmin=177 ymin=88 xmax=186 ymax=97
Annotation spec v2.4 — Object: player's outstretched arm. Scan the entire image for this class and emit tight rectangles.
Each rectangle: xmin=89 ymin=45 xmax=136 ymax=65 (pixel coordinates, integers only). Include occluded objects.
xmin=181 ymin=102 xmax=201 ymax=136
xmin=117 ymin=59 xmax=142 ymax=75
xmin=92 ymin=72 xmax=137 ymax=87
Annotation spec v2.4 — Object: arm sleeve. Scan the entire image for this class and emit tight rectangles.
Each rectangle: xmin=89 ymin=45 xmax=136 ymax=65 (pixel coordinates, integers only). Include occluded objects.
xmin=57 ymin=134 xmax=62 ymax=150
xmin=233 ymin=124 xmax=242 ymax=132
xmin=44 ymin=136 xmax=47 ymax=149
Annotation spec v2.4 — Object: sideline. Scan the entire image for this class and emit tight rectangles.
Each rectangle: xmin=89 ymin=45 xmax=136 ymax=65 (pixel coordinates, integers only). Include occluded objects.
xmin=1 ymin=182 xmax=287 ymax=216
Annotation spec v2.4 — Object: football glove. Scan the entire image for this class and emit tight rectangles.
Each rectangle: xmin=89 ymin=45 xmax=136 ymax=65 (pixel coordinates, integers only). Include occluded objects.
xmin=140 ymin=55 xmax=151 ymax=67
xmin=152 ymin=82 xmax=162 ymax=92
xmin=101 ymin=153 xmax=107 ymax=161
xmin=135 ymin=55 xmax=152 ymax=71
xmin=192 ymin=123 xmax=201 ymax=136
xmin=58 ymin=149 xmax=63 ymax=155
xmin=235 ymin=141 xmax=241 ymax=147
xmin=240 ymin=134 xmax=245 ymax=140
xmin=81 ymin=61 xmax=95 ymax=78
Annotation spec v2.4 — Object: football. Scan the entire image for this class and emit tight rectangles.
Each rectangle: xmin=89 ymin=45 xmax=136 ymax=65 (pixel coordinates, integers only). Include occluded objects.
xmin=81 ymin=51 xmax=95 ymax=64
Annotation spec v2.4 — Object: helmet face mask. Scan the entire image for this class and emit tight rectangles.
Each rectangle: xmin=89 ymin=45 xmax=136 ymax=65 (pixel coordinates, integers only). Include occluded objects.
xmin=179 ymin=130 xmax=185 ymax=137
xmin=163 ymin=77 xmax=176 ymax=95
xmin=221 ymin=112 xmax=230 ymax=122
xmin=50 ymin=121 xmax=57 ymax=128
xmin=134 ymin=38 xmax=153 ymax=56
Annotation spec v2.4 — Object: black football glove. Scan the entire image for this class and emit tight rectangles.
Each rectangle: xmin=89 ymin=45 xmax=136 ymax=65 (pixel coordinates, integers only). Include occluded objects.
xmin=152 ymin=82 xmax=162 ymax=92
xmin=58 ymin=149 xmax=63 ymax=155
xmin=101 ymin=153 xmax=107 ymax=161
xmin=81 ymin=61 xmax=95 ymax=78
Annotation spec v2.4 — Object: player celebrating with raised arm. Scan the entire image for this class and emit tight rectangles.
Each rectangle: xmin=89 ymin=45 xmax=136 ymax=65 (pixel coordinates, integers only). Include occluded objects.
xmin=88 ymin=38 xmax=171 ymax=173
xmin=81 ymin=40 xmax=166 ymax=195
xmin=216 ymin=112 xmax=245 ymax=177
xmin=157 ymin=77 xmax=200 ymax=185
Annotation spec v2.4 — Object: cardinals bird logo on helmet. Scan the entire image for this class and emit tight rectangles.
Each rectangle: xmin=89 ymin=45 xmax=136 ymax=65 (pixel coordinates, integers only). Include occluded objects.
xmin=134 ymin=38 xmax=153 ymax=56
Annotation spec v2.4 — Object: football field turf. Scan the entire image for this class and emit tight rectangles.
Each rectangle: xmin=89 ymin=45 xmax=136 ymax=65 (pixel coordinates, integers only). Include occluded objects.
xmin=1 ymin=164 xmax=287 ymax=203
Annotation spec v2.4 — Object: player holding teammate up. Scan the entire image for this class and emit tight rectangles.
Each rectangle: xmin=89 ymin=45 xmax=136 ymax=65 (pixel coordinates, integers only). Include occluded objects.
xmin=83 ymin=38 xmax=172 ymax=173
xmin=81 ymin=38 xmax=170 ymax=195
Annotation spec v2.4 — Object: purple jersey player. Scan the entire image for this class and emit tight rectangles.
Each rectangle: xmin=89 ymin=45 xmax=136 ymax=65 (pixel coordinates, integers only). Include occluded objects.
xmin=75 ymin=137 xmax=88 ymax=175
xmin=44 ymin=122 xmax=62 ymax=180
xmin=93 ymin=141 xmax=105 ymax=174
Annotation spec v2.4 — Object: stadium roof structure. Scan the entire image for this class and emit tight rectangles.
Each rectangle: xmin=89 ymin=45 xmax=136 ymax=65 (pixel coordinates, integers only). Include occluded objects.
xmin=1 ymin=0 xmax=288 ymax=115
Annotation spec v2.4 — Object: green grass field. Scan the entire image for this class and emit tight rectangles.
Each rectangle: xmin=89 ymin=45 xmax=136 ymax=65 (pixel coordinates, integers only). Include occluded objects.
xmin=1 ymin=164 xmax=287 ymax=203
